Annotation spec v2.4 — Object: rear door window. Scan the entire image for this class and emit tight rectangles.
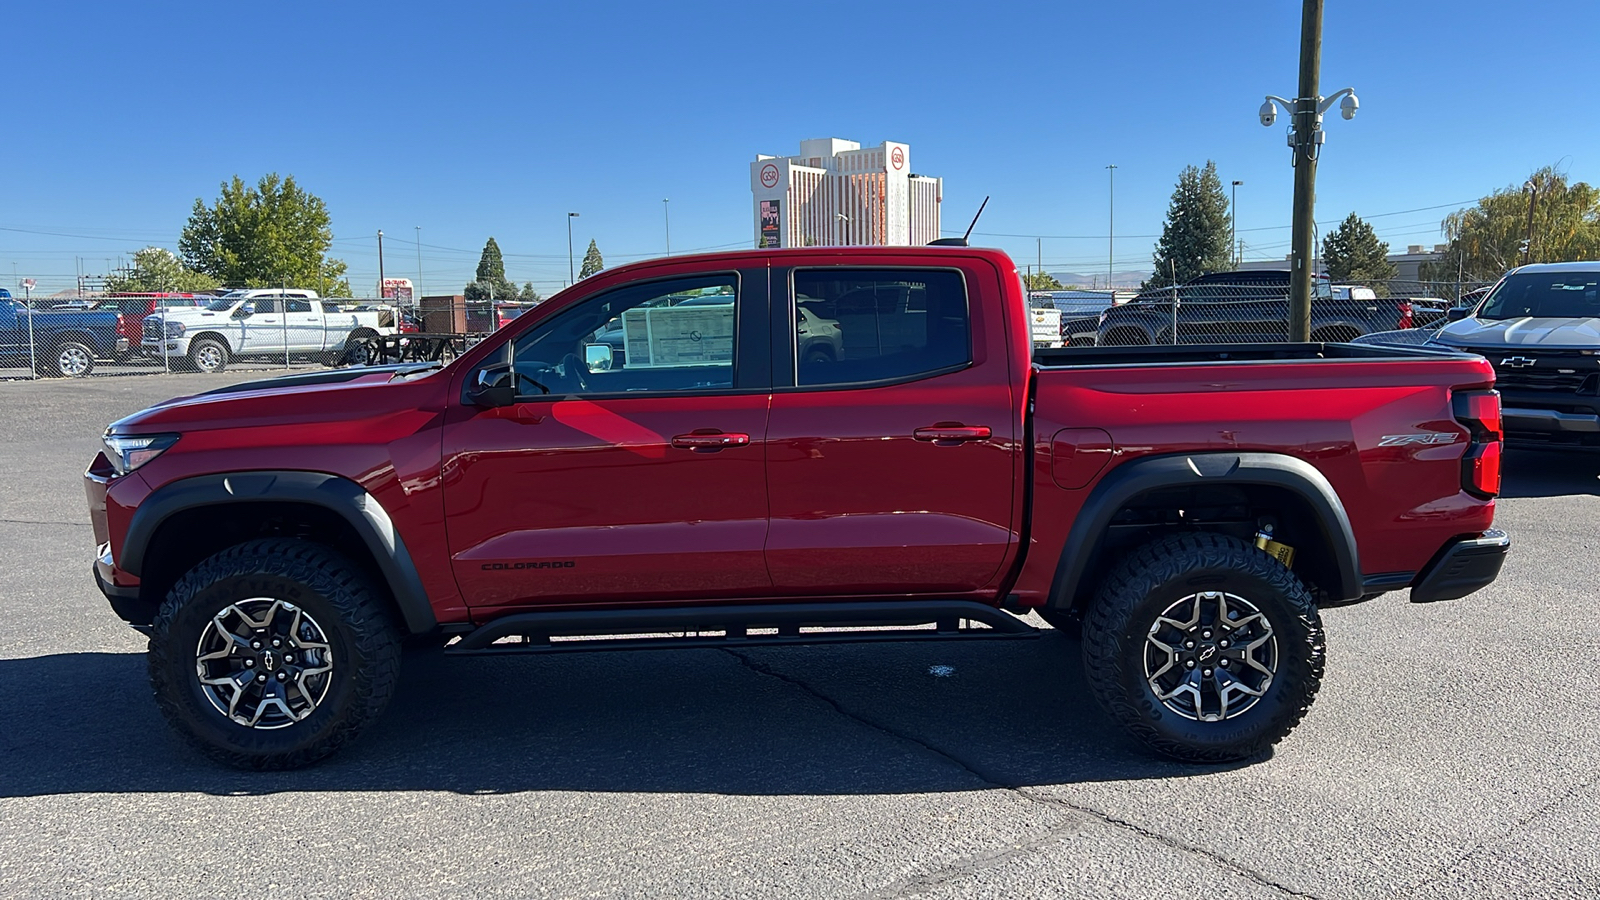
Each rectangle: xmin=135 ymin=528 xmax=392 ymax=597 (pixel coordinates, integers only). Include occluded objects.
xmin=791 ymin=269 xmax=970 ymax=387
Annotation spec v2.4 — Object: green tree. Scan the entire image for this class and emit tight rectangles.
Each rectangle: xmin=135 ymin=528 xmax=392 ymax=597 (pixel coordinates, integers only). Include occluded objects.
xmin=1022 ymin=271 xmax=1065 ymax=291
xmin=1420 ymin=166 xmax=1600 ymax=291
xmin=579 ymin=239 xmax=604 ymax=279
xmin=1144 ymin=161 xmax=1232 ymax=289
xmin=179 ymin=174 xmax=349 ymax=294
xmin=105 ymin=247 xmax=220 ymax=293
xmin=464 ymin=237 xmax=520 ymax=304
xmin=1321 ymin=213 xmax=1398 ymax=286
xmin=519 ymin=281 xmax=541 ymax=303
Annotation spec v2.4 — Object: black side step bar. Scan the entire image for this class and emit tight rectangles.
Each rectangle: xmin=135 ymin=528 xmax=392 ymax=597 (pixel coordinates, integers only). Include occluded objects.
xmin=445 ymin=599 xmax=1039 ymax=656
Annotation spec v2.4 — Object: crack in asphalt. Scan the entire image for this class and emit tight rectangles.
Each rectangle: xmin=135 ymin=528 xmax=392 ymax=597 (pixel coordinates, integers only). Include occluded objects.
xmin=1395 ymin=774 xmax=1598 ymax=897
xmin=720 ymin=647 xmax=1321 ymax=900
xmin=0 ymin=518 xmax=92 ymax=527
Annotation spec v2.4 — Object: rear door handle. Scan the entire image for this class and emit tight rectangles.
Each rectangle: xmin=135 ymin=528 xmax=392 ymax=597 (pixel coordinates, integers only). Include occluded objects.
xmin=671 ymin=431 xmax=750 ymax=451
xmin=914 ymin=425 xmax=992 ymax=443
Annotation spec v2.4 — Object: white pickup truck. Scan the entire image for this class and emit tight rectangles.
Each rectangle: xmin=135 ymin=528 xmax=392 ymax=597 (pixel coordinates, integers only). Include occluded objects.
xmin=142 ymin=289 xmax=400 ymax=373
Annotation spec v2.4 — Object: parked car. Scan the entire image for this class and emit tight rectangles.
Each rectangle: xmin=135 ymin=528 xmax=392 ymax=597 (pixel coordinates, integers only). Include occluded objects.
xmin=88 ymin=246 xmax=1509 ymax=771
xmin=141 ymin=289 xmax=400 ymax=373
xmin=1098 ymin=270 xmax=1443 ymax=345
xmin=0 ymin=297 xmax=128 ymax=376
xmin=1429 ymin=262 xmax=1600 ymax=449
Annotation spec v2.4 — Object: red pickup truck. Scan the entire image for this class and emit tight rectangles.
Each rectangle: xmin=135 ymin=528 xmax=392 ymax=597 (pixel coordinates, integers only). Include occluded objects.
xmin=86 ymin=246 xmax=1509 ymax=769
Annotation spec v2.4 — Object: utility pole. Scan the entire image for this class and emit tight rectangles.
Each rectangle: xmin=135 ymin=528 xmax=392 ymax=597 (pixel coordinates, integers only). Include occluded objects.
xmin=1037 ymin=238 xmax=1043 ymax=287
xmin=1287 ymin=0 xmax=1323 ymax=343
xmin=376 ymin=230 xmax=386 ymax=300
xmin=567 ymin=213 xmax=580 ymax=283
xmin=1106 ymin=164 xmax=1117 ymax=290
xmin=1522 ymin=177 xmax=1540 ymax=266
xmin=1231 ymin=180 xmax=1244 ymax=268
xmin=414 ymin=226 xmax=424 ymax=305
xmin=663 ymin=199 xmax=672 ymax=256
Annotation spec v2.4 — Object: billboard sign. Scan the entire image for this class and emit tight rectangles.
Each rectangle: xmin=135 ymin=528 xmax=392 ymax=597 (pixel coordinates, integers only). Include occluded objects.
xmin=381 ymin=278 xmax=414 ymax=304
xmin=759 ymin=200 xmax=782 ymax=249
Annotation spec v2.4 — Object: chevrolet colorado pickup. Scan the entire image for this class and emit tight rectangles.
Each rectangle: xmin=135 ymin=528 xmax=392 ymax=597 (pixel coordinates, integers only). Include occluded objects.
xmin=86 ymin=246 xmax=1510 ymax=769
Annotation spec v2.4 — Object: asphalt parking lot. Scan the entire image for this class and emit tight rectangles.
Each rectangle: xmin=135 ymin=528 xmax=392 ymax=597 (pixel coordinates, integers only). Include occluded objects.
xmin=1 ymin=373 xmax=1597 ymax=899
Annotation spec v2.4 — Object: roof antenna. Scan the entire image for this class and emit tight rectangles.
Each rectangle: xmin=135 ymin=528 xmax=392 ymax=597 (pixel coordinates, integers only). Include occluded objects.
xmin=929 ymin=196 xmax=988 ymax=246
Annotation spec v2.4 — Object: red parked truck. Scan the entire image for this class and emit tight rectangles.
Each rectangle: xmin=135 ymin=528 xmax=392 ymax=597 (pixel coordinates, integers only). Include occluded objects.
xmin=86 ymin=246 xmax=1509 ymax=769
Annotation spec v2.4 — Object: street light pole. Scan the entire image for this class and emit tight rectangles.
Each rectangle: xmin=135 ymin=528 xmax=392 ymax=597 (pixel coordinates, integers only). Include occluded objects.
xmin=567 ymin=213 xmax=580 ymax=283
xmin=1106 ymin=164 xmax=1117 ymax=290
xmin=414 ymin=225 xmax=423 ymax=304
xmin=1522 ymin=177 xmax=1540 ymax=266
xmin=1231 ymin=180 xmax=1244 ymax=268
xmin=376 ymin=230 xmax=385 ymax=300
xmin=663 ymin=199 xmax=672 ymax=256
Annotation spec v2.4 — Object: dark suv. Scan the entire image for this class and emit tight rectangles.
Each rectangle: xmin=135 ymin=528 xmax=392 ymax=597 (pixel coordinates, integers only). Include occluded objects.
xmin=1097 ymin=270 xmax=1440 ymax=345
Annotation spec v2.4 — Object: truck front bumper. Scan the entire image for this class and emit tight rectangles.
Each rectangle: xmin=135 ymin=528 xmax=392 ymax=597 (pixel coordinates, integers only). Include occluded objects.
xmin=1410 ymin=529 xmax=1510 ymax=603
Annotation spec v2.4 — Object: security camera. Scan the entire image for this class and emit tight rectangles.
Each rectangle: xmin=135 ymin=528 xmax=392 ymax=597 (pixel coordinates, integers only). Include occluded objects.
xmin=1339 ymin=92 xmax=1359 ymax=120
xmin=1259 ymin=98 xmax=1277 ymax=127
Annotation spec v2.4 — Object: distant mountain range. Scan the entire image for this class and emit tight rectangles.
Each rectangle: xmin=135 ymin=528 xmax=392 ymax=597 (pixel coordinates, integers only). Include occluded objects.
xmin=1048 ymin=271 xmax=1152 ymax=290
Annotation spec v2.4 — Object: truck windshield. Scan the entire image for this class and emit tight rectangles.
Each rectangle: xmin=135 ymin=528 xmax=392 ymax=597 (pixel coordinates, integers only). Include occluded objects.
xmin=1478 ymin=272 xmax=1600 ymax=320
xmin=206 ymin=298 xmax=238 ymax=312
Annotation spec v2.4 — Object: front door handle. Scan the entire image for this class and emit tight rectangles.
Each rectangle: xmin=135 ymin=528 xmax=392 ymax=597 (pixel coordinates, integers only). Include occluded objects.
xmin=914 ymin=425 xmax=992 ymax=443
xmin=671 ymin=431 xmax=750 ymax=451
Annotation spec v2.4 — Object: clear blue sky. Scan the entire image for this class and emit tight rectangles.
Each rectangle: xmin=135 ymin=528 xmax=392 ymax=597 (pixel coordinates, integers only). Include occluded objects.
xmin=3 ymin=0 xmax=1594 ymax=295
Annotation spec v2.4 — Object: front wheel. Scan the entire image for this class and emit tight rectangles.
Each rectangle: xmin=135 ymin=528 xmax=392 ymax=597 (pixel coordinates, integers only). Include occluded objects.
xmin=1082 ymin=533 xmax=1324 ymax=763
xmin=188 ymin=338 xmax=229 ymax=374
xmin=147 ymin=539 xmax=402 ymax=769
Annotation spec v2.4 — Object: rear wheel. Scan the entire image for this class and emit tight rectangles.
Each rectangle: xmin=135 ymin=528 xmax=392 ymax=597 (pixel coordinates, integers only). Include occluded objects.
xmin=188 ymin=338 xmax=229 ymax=374
xmin=1082 ymin=532 xmax=1324 ymax=762
xmin=38 ymin=341 xmax=94 ymax=378
xmin=147 ymin=539 xmax=402 ymax=769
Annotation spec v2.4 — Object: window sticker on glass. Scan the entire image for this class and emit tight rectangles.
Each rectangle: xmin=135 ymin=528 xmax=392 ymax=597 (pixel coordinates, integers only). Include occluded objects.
xmin=622 ymin=304 xmax=735 ymax=368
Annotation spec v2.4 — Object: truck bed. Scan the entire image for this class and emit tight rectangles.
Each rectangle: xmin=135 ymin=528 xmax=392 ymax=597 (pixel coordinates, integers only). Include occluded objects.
xmin=1033 ymin=342 xmax=1476 ymax=368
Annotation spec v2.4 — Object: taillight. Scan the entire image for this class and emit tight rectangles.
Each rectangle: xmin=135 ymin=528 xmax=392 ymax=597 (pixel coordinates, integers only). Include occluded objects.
xmin=1453 ymin=389 xmax=1502 ymax=498
xmin=1396 ymin=301 xmax=1414 ymax=329
xmin=115 ymin=313 xmax=131 ymax=339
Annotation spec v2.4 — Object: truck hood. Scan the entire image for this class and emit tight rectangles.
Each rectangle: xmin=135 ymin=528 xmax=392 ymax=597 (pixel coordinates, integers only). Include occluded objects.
xmin=1436 ymin=316 xmax=1600 ymax=350
xmin=109 ymin=363 xmax=447 ymax=434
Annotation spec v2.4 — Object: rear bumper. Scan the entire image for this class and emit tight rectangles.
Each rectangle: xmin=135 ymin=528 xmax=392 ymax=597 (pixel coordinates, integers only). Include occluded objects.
xmin=1410 ymin=529 xmax=1510 ymax=603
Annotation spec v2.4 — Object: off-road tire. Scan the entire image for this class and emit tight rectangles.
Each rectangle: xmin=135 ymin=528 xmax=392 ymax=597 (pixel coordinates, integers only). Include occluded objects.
xmin=148 ymin=539 xmax=402 ymax=770
xmin=1082 ymin=532 xmax=1324 ymax=763
xmin=187 ymin=337 xmax=229 ymax=374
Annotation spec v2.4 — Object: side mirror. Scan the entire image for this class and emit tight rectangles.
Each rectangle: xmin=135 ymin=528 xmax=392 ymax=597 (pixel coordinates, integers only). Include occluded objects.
xmin=1447 ymin=306 xmax=1471 ymax=321
xmin=467 ymin=363 xmax=516 ymax=408
xmin=584 ymin=343 xmax=614 ymax=372
xmin=233 ymin=304 xmax=254 ymax=319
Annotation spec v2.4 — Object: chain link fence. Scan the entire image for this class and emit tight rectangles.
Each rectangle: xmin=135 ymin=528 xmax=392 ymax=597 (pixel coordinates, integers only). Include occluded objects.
xmin=0 ymin=294 xmax=532 ymax=381
xmin=1033 ymin=276 xmax=1497 ymax=349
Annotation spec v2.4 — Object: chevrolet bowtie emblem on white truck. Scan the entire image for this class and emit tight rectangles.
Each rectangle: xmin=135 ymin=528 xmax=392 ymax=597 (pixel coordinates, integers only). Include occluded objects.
xmin=1378 ymin=433 xmax=1460 ymax=447
xmin=1501 ymin=356 xmax=1536 ymax=368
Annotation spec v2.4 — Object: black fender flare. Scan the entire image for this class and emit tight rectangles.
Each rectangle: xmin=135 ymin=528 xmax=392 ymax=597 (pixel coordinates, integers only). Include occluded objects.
xmin=121 ymin=471 xmax=437 ymax=634
xmin=1048 ymin=452 xmax=1362 ymax=609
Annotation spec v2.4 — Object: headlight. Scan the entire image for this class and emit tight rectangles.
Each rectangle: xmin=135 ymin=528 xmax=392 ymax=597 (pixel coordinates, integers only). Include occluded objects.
xmin=166 ymin=321 xmax=186 ymax=338
xmin=102 ymin=432 xmax=180 ymax=475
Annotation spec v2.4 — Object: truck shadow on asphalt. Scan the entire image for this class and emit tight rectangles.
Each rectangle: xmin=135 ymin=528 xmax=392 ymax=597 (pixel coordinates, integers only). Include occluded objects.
xmin=1498 ymin=449 xmax=1600 ymax=499
xmin=0 ymin=632 xmax=1243 ymax=797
